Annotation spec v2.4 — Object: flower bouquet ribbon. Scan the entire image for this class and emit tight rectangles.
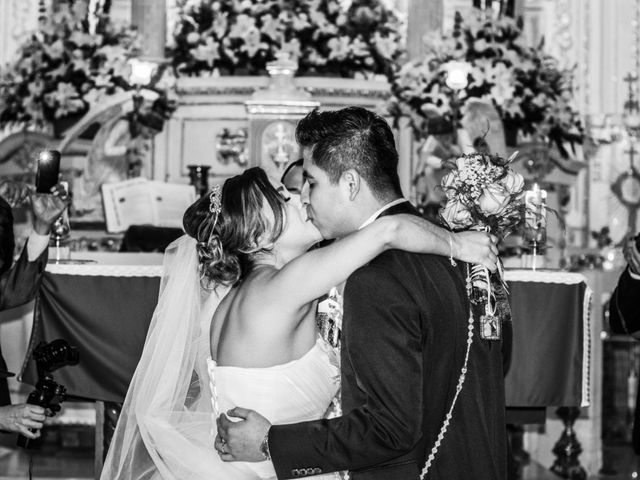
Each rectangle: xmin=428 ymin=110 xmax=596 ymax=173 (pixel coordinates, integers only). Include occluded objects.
xmin=440 ymin=150 xmax=525 ymax=340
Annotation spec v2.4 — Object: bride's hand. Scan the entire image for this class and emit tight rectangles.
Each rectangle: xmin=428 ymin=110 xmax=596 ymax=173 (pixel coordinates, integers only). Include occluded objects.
xmin=452 ymin=230 xmax=499 ymax=272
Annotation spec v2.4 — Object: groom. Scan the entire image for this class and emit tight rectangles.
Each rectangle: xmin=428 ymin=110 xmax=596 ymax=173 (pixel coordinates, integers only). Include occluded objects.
xmin=216 ymin=107 xmax=507 ymax=479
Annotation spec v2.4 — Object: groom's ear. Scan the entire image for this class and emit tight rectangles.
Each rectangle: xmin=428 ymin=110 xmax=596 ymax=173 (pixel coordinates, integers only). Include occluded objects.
xmin=341 ymin=170 xmax=361 ymax=201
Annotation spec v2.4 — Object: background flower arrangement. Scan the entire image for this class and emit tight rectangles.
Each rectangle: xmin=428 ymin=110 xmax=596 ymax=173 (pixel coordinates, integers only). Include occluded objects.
xmin=0 ymin=1 xmax=139 ymax=133
xmin=388 ymin=9 xmax=583 ymax=156
xmin=171 ymin=0 xmax=405 ymax=79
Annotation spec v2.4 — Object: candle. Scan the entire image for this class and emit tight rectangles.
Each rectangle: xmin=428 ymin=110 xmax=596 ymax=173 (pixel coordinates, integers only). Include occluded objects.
xmin=523 ymin=183 xmax=548 ymax=260
xmin=524 ymin=183 xmax=547 ymax=231
xmin=522 ymin=184 xmax=548 ymax=270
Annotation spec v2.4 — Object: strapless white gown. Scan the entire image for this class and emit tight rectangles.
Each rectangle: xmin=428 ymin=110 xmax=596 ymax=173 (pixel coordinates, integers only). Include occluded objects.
xmin=206 ymin=336 xmax=340 ymax=479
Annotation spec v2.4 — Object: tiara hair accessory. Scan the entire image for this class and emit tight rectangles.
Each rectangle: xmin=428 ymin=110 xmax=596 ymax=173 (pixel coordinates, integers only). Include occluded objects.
xmin=209 ymin=185 xmax=222 ymax=215
xmin=205 ymin=184 xmax=223 ymax=231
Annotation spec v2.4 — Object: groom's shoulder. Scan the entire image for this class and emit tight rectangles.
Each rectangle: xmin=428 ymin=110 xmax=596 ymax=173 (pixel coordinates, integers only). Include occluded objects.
xmin=349 ymin=249 xmax=462 ymax=286
xmin=374 ymin=248 xmax=452 ymax=270
xmin=345 ymin=252 xmax=467 ymax=309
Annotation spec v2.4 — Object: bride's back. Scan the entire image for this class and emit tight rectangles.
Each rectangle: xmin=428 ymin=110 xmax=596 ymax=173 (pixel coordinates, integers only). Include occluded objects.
xmin=210 ymin=266 xmax=318 ymax=368
xmin=182 ymin=167 xmax=321 ymax=369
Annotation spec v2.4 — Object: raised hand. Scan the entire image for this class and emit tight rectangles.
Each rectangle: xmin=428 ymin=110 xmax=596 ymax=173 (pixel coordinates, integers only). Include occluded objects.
xmin=215 ymin=407 xmax=271 ymax=462
xmin=29 ymin=183 xmax=71 ymax=235
xmin=452 ymin=230 xmax=499 ymax=272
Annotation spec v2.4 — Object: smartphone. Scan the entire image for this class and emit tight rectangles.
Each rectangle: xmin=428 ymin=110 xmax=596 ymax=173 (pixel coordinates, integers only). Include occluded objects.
xmin=35 ymin=150 xmax=61 ymax=194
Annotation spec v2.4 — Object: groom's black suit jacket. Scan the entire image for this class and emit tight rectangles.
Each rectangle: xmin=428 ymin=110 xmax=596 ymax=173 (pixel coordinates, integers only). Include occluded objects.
xmin=269 ymin=202 xmax=507 ymax=479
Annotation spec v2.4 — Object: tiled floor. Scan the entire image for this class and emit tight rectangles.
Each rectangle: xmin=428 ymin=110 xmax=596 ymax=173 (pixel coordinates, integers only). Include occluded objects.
xmin=0 ymin=428 xmax=637 ymax=480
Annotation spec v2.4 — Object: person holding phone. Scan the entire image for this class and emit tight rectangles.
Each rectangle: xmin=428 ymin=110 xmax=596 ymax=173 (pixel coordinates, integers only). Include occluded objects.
xmin=0 ymin=152 xmax=69 ymax=431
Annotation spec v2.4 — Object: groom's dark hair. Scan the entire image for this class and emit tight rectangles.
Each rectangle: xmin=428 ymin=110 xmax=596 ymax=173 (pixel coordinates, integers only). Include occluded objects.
xmin=296 ymin=107 xmax=402 ymax=201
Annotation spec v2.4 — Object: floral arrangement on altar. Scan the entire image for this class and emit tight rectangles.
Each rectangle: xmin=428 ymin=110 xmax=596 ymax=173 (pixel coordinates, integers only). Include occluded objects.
xmin=388 ymin=9 xmax=583 ymax=156
xmin=440 ymin=150 xmax=526 ymax=339
xmin=171 ymin=0 xmax=405 ymax=79
xmin=0 ymin=2 xmax=139 ymax=133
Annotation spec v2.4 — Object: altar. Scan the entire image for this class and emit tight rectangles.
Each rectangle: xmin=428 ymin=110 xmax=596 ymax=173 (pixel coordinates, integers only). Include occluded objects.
xmin=21 ymin=261 xmax=593 ymax=405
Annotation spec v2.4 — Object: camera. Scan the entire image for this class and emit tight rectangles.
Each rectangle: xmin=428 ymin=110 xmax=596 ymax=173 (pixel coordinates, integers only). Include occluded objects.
xmin=17 ymin=339 xmax=79 ymax=449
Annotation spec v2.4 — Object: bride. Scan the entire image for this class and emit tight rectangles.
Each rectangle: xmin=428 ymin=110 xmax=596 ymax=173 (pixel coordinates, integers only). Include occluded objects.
xmin=100 ymin=166 xmax=497 ymax=480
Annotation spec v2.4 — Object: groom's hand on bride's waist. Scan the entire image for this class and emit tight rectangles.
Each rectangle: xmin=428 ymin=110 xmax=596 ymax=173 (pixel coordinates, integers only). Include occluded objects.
xmin=216 ymin=407 xmax=272 ymax=462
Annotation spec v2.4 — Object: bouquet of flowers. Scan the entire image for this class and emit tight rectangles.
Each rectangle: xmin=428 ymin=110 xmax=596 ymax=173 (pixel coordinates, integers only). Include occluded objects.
xmin=171 ymin=0 xmax=404 ymax=79
xmin=440 ymin=150 xmax=525 ymax=340
xmin=387 ymin=9 xmax=583 ymax=157
xmin=440 ymin=151 xmax=525 ymax=238
xmin=0 ymin=2 xmax=139 ymax=133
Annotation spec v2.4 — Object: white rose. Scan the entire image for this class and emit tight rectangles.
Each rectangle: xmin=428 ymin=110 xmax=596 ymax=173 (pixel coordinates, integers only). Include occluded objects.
xmin=501 ymin=170 xmax=524 ymax=195
xmin=186 ymin=32 xmax=201 ymax=45
xmin=478 ymin=184 xmax=511 ymax=216
xmin=441 ymin=199 xmax=473 ymax=229
xmin=441 ymin=172 xmax=456 ymax=188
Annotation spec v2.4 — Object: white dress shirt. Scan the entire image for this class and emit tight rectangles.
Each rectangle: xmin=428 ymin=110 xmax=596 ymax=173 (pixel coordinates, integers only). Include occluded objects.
xmin=358 ymin=198 xmax=407 ymax=230
xmin=26 ymin=231 xmax=50 ymax=262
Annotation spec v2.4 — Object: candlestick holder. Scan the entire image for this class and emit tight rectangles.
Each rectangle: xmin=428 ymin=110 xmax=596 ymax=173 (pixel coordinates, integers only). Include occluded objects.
xmin=522 ymin=183 xmax=547 ymax=270
xmin=187 ymin=165 xmax=211 ymax=198
xmin=50 ymin=210 xmax=71 ymax=263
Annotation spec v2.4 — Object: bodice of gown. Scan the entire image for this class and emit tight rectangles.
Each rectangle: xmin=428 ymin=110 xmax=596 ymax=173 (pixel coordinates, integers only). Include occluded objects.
xmin=206 ymin=337 xmax=340 ymax=479
xmin=207 ymin=336 xmax=339 ymax=426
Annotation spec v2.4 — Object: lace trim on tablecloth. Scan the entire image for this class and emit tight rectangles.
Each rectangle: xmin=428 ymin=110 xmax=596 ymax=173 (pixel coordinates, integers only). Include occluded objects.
xmin=581 ymin=287 xmax=593 ymax=407
xmin=504 ymin=269 xmax=587 ymax=284
xmin=45 ymin=263 xmax=163 ymax=277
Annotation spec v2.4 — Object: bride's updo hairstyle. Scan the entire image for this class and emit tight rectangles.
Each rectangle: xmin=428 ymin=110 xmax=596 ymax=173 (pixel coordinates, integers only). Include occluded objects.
xmin=183 ymin=167 xmax=286 ymax=288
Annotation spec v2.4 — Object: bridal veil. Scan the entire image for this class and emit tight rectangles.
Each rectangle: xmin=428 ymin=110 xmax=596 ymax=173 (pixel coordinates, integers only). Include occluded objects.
xmin=100 ymin=235 xmax=237 ymax=479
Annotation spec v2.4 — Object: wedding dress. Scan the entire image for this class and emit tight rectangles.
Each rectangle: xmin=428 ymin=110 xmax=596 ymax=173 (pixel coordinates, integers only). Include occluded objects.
xmin=207 ymin=336 xmax=339 ymax=479
xmin=100 ymin=235 xmax=340 ymax=480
